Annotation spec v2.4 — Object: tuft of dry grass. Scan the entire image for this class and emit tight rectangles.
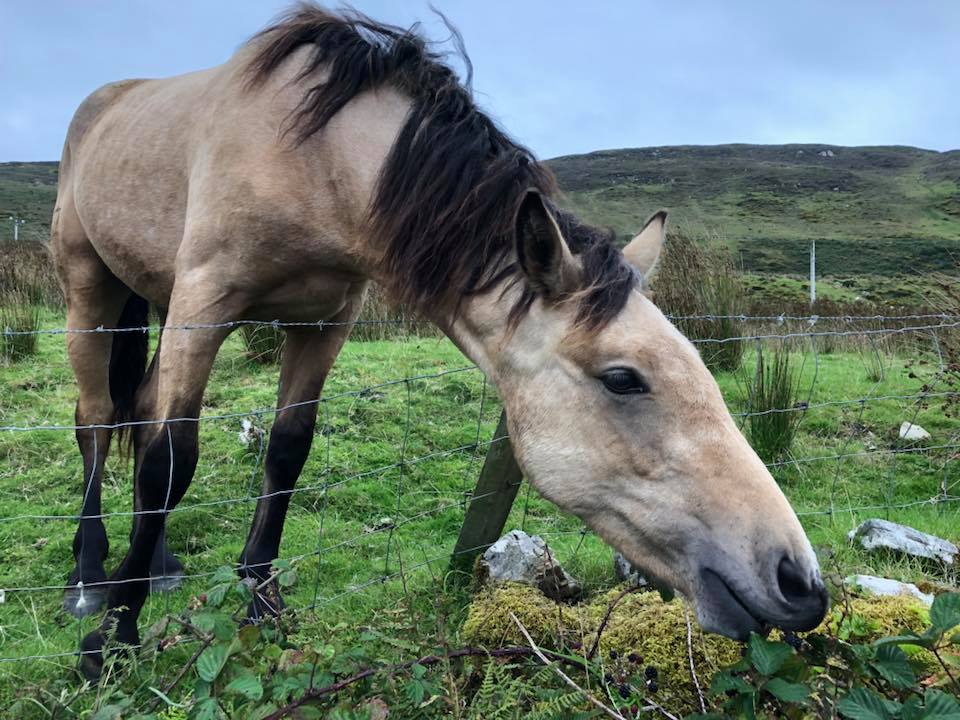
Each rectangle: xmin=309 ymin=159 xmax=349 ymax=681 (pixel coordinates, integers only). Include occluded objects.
xmin=652 ymin=228 xmax=745 ymax=371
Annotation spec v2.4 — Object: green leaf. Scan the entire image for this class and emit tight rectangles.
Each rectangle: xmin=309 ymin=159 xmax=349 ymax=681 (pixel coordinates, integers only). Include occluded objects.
xmin=211 ymin=566 xmax=235 ymax=584
xmin=749 ymin=634 xmax=793 ymax=675
xmin=193 ymin=611 xmax=236 ymax=642
xmin=411 ymin=662 xmax=427 ymax=679
xmin=875 ymin=633 xmax=930 ymax=648
xmin=277 ymin=568 xmax=297 ymax=588
xmin=837 ymin=688 xmax=898 ymax=720
xmin=192 ymin=697 xmax=222 ymax=720
xmin=762 ymin=677 xmax=809 ymax=703
xmin=225 ymin=674 xmax=264 ymax=701
xmin=196 ymin=643 xmax=230 ymax=683
xmin=709 ymin=671 xmax=754 ymax=696
xmin=930 ymin=593 xmax=960 ymax=633
xmin=870 ymin=643 xmax=916 ymax=690
xmin=90 ymin=705 xmax=124 ymax=720
xmin=919 ymin=689 xmax=960 ymax=720
xmin=405 ymin=678 xmax=426 ymax=706
xmin=207 ymin=583 xmax=230 ymax=607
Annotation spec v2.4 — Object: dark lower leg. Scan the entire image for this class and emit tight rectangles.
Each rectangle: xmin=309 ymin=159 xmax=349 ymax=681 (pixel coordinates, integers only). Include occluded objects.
xmin=79 ymin=422 xmax=197 ymax=679
xmin=239 ymin=409 xmax=316 ymax=619
xmin=65 ymin=424 xmax=112 ymax=617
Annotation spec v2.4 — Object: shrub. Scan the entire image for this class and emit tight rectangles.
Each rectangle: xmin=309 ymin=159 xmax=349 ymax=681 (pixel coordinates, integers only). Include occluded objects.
xmin=351 ymin=284 xmax=440 ymax=342
xmin=0 ymin=291 xmax=41 ymax=361
xmin=653 ymin=229 xmax=745 ymax=372
xmin=0 ymin=241 xmax=63 ymax=308
xmin=743 ymin=342 xmax=804 ymax=463
xmin=239 ymin=323 xmax=284 ymax=364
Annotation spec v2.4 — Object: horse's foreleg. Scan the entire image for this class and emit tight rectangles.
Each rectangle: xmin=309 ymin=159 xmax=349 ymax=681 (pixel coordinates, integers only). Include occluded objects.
xmin=79 ymin=297 xmax=231 ymax=680
xmin=239 ymin=298 xmax=362 ymax=622
xmin=132 ymin=339 xmax=187 ymax=591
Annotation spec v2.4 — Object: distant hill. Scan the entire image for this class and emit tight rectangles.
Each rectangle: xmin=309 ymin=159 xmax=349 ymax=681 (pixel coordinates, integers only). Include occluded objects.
xmin=550 ymin=144 xmax=960 ymax=276
xmin=3 ymin=144 xmax=959 ymax=276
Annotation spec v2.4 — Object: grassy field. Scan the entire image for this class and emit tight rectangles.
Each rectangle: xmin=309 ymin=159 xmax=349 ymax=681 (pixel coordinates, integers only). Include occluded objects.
xmin=1 ymin=310 xmax=958 ymax=714
xmin=552 ymin=144 xmax=960 ymax=277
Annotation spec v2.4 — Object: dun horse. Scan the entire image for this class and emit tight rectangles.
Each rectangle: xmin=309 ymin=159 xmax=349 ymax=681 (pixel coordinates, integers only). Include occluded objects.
xmin=52 ymin=6 xmax=827 ymax=677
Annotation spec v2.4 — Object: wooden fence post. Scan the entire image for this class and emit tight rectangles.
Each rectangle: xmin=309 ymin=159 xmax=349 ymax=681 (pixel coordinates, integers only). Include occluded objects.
xmin=449 ymin=409 xmax=523 ymax=572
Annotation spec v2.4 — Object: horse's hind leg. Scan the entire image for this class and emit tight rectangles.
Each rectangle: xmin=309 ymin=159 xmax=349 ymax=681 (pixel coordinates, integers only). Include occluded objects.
xmin=79 ymin=280 xmax=234 ymax=679
xmin=54 ymin=227 xmax=141 ymax=617
xmin=239 ymin=292 xmax=363 ymax=621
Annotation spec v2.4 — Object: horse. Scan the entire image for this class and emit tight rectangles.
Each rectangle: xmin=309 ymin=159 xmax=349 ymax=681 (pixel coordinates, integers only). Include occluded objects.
xmin=51 ymin=5 xmax=827 ymax=678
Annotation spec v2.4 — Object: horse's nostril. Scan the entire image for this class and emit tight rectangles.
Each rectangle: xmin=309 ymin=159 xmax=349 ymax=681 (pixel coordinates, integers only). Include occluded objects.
xmin=777 ymin=555 xmax=817 ymax=604
xmin=775 ymin=555 xmax=828 ymax=630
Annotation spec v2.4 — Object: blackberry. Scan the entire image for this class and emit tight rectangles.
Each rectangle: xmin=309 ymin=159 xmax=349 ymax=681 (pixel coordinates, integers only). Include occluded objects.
xmin=627 ymin=652 xmax=642 ymax=664
xmin=609 ymin=649 xmax=619 ymax=660
xmin=644 ymin=665 xmax=658 ymax=680
xmin=783 ymin=632 xmax=803 ymax=650
xmin=647 ymin=680 xmax=659 ymax=693
xmin=604 ymin=672 xmax=614 ymax=684
xmin=619 ymin=684 xmax=631 ymax=699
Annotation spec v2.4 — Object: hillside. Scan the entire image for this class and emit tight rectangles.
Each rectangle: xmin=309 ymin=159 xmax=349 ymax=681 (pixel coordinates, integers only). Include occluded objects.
xmin=3 ymin=144 xmax=959 ymax=276
xmin=551 ymin=144 xmax=960 ymax=276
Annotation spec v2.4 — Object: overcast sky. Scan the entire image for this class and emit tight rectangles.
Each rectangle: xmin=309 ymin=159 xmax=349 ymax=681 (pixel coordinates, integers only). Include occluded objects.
xmin=1 ymin=1 xmax=958 ymax=162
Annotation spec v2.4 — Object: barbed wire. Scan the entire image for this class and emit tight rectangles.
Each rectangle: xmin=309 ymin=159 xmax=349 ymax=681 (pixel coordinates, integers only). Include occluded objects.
xmin=4 ymin=313 xmax=960 ymax=337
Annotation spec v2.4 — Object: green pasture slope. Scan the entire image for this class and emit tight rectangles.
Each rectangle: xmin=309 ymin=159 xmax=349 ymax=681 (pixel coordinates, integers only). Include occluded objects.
xmin=1 ymin=313 xmax=958 ymax=711
xmin=4 ymin=142 xmax=959 ymax=278
xmin=552 ymin=144 xmax=960 ymax=276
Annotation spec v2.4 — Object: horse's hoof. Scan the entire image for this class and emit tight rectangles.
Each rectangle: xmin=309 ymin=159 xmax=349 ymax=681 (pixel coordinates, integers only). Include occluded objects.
xmin=78 ymin=631 xmax=105 ymax=681
xmin=149 ymin=571 xmax=185 ymax=593
xmin=63 ymin=583 xmax=108 ymax=619
xmin=150 ymin=548 xmax=185 ymax=593
xmin=243 ymin=580 xmax=286 ymax=624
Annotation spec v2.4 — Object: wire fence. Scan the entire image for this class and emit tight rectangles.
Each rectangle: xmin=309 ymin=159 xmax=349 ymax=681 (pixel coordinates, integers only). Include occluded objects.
xmin=1 ymin=312 xmax=959 ymax=667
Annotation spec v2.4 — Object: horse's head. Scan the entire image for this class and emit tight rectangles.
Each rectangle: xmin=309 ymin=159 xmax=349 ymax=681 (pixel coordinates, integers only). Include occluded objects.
xmin=476 ymin=192 xmax=827 ymax=640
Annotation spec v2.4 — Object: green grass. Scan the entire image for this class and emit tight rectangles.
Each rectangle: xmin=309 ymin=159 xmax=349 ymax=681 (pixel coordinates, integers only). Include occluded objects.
xmin=0 ymin=313 xmax=958 ymax=712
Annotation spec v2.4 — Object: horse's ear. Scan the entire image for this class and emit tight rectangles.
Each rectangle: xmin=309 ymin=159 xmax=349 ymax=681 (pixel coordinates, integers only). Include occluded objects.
xmin=623 ymin=210 xmax=668 ymax=280
xmin=515 ymin=191 xmax=577 ymax=299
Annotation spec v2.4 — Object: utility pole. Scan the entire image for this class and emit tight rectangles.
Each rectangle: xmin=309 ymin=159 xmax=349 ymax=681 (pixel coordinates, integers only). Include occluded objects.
xmin=809 ymin=239 xmax=816 ymax=307
xmin=8 ymin=215 xmax=25 ymax=242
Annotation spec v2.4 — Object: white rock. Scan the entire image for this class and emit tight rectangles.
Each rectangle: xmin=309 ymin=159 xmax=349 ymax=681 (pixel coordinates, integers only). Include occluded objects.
xmin=239 ymin=417 xmax=265 ymax=448
xmin=613 ymin=552 xmax=648 ymax=587
xmin=845 ymin=574 xmax=934 ymax=607
xmin=848 ymin=519 xmax=957 ymax=565
xmin=479 ymin=529 xmax=581 ymax=600
xmin=899 ymin=421 xmax=931 ymax=441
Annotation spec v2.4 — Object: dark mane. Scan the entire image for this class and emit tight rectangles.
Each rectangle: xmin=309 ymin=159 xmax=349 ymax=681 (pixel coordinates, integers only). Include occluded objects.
xmin=246 ymin=4 xmax=636 ymax=327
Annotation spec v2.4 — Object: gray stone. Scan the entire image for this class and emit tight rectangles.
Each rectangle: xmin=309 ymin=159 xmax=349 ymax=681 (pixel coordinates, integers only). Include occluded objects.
xmin=479 ymin=529 xmax=581 ymax=600
xmin=848 ymin=519 xmax=957 ymax=565
xmin=845 ymin=574 xmax=934 ymax=607
xmin=899 ymin=421 xmax=931 ymax=441
xmin=613 ymin=552 xmax=648 ymax=587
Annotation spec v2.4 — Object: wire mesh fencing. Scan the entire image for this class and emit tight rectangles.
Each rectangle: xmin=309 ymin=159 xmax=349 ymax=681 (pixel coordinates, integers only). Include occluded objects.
xmin=1 ymin=312 xmax=959 ymax=667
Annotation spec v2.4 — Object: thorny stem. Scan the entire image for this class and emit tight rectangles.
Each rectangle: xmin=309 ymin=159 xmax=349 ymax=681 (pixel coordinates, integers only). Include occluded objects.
xmin=586 ymin=584 xmax=644 ymax=661
xmin=511 ymin=612 xmax=627 ymax=720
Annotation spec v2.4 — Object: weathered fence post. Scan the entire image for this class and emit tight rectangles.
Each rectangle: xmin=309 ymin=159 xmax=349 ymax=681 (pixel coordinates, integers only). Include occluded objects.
xmin=449 ymin=409 xmax=523 ymax=572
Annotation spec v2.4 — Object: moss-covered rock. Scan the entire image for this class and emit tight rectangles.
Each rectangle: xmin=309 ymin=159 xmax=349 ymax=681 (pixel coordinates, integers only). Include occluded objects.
xmin=462 ymin=583 xmax=937 ymax=715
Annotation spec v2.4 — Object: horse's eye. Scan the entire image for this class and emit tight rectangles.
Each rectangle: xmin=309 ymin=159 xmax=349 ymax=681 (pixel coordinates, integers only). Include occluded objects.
xmin=600 ymin=368 xmax=648 ymax=395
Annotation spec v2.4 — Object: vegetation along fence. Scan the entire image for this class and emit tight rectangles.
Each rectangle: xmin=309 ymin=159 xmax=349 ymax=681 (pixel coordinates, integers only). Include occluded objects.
xmin=2 ymin=307 xmax=958 ymax=671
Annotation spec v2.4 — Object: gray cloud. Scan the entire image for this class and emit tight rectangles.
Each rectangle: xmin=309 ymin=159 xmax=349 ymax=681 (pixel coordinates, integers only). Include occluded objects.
xmin=1 ymin=0 xmax=957 ymax=162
